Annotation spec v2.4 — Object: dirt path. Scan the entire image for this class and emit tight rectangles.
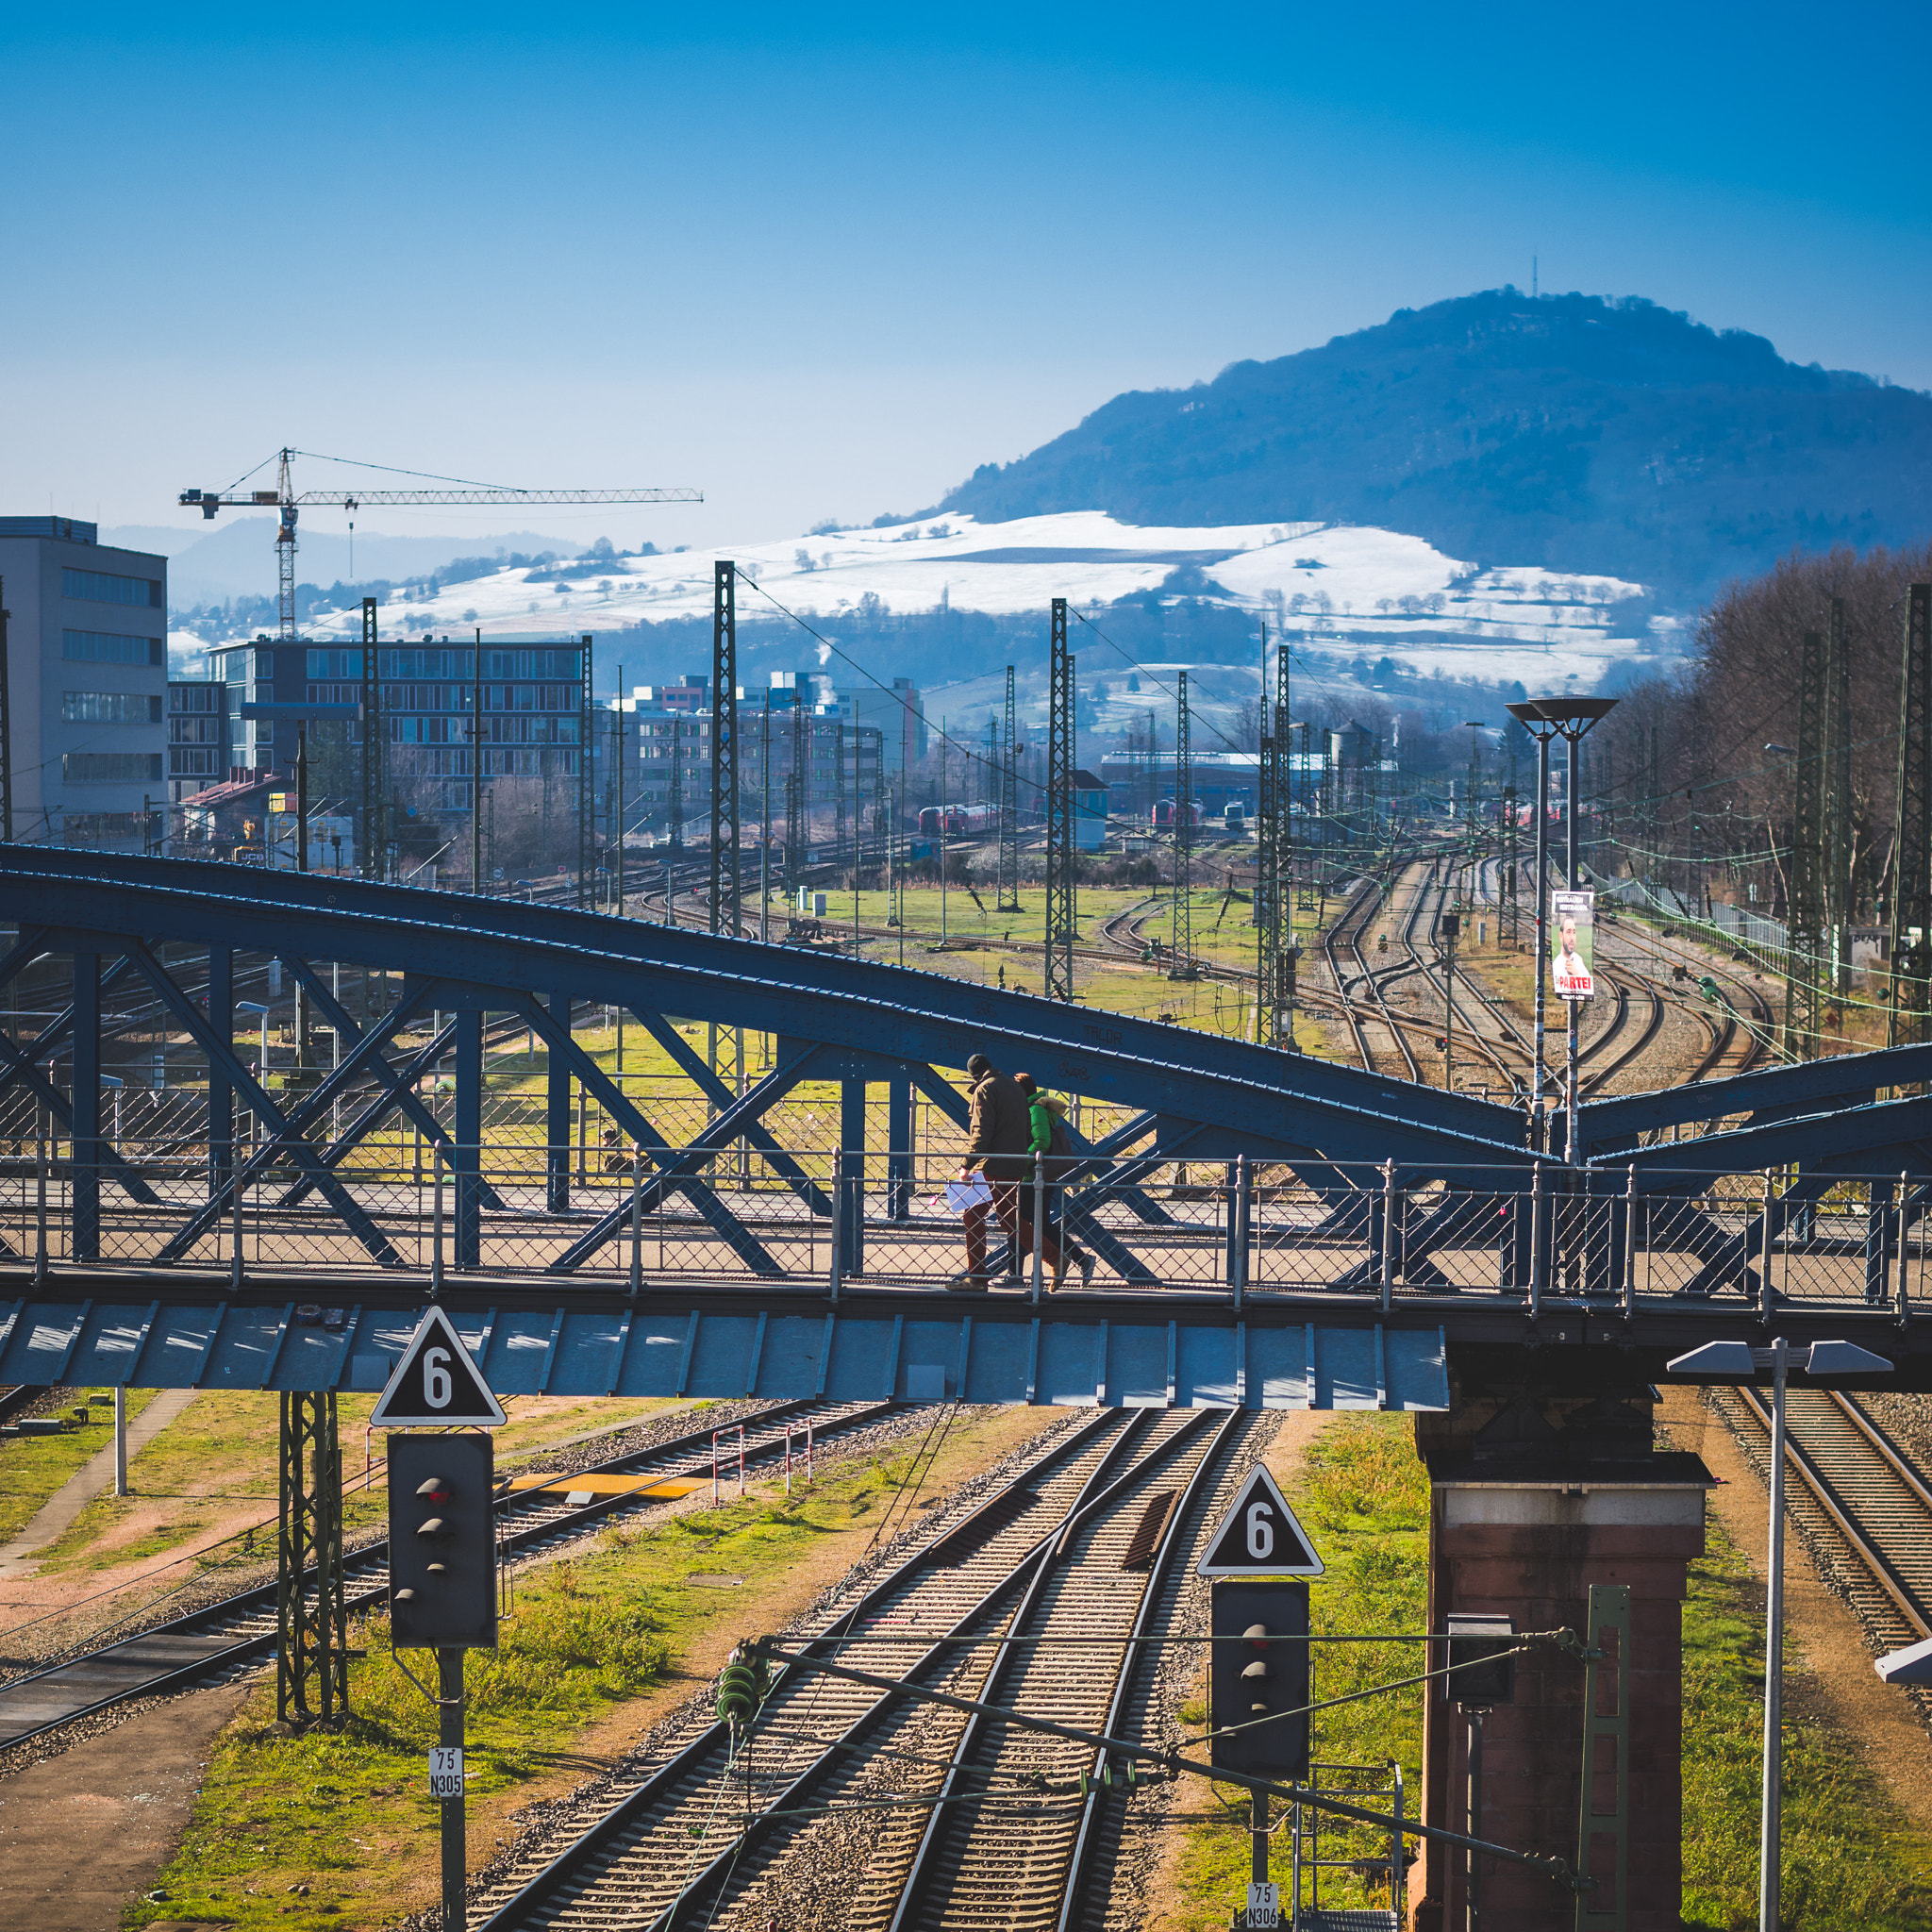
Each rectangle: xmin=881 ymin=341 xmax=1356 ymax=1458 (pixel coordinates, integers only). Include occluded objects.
xmin=0 ymin=1677 xmax=249 ymax=1932
xmin=1659 ymin=1388 xmax=1932 ymax=1840
xmin=0 ymin=1391 xmax=201 ymax=1581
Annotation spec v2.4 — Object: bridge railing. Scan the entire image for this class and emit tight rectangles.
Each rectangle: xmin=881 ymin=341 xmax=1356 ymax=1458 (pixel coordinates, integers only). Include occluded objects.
xmin=1 ymin=1137 xmax=1927 ymax=1319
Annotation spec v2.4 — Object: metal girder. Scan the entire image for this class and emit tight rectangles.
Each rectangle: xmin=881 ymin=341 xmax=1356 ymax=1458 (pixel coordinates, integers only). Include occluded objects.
xmin=629 ymin=1008 xmax=830 ymax=1215
xmin=1574 ymin=1041 xmax=1932 ymax=1158
xmin=0 ymin=852 xmax=1527 ymax=1167
xmin=276 ymin=956 xmax=498 ymax=1204
xmin=507 ymin=988 xmax=787 ymax=1275
xmin=125 ymin=943 xmax=403 ymax=1269
xmin=998 ymin=663 xmax=1021 ymax=911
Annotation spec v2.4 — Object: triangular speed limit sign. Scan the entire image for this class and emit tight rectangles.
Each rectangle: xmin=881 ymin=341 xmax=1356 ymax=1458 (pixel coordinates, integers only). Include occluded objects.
xmin=368 ymin=1307 xmax=507 ymax=1428
xmin=1196 ymin=1464 xmax=1324 ymax=1576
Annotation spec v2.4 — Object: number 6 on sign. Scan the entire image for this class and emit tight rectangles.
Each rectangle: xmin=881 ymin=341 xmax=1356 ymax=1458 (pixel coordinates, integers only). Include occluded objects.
xmin=1246 ymin=1500 xmax=1274 ymax=1560
xmin=424 ymin=1346 xmax=453 ymax=1410
xmin=369 ymin=1307 xmax=507 ymax=1429
xmin=1196 ymin=1465 xmax=1324 ymax=1577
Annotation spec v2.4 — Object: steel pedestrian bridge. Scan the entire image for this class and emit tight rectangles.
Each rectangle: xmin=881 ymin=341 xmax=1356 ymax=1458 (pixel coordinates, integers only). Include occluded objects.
xmin=0 ymin=850 xmax=1927 ymax=1398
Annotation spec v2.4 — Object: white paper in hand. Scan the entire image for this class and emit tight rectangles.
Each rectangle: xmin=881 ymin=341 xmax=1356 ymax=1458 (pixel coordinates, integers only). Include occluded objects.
xmin=944 ymin=1174 xmax=992 ymax=1215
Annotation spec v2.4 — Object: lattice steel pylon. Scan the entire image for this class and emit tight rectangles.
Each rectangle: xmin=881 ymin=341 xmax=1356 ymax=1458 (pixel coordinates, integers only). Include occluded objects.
xmin=1170 ymin=670 xmax=1193 ymax=977
xmin=1889 ymin=584 xmax=1932 ymax=1046
xmin=577 ymin=634 xmax=594 ymax=908
xmin=1043 ymin=598 xmax=1075 ymax=1001
xmin=1824 ymin=595 xmax=1852 ymax=998
xmin=1785 ymin=627 xmax=1826 ymax=1060
xmin=787 ymin=700 xmax=808 ymax=896
xmin=1256 ymin=634 xmax=1291 ymax=1045
xmin=358 ymin=598 xmax=383 ymax=880
xmin=997 ymin=663 xmax=1021 ymax=908
xmin=710 ymin=561 xmax=738 ymax=935
xmin=276 ymin=1391 xmax=347 ymax=1727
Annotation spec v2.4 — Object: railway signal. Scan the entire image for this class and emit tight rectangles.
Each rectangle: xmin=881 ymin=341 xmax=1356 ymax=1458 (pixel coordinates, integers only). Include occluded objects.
xmin=388 ymin=1431 xmax=498 ymax=1932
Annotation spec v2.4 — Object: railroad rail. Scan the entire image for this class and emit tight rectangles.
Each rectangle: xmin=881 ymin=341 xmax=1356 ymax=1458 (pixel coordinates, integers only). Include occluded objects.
xmin=0 ymin=1395 xmax=900 ymax=1753
xmin=1717 ymin=1386 xmax=1932 ymax=1650
xmin=470 ymin=1404 xmax=1249 ymax=1930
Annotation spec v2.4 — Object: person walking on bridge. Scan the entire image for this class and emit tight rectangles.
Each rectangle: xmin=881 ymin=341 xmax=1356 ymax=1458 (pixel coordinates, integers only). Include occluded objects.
xmin=950 ymin=1052 xmax=1031 ymax=1289
xmin=1015 ymin=1072 xmax=1094 ymax=1291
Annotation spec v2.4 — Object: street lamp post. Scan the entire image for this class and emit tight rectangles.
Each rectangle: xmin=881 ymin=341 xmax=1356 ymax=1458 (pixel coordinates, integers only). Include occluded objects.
xmin=1667 ymin=1337 xmax=1893 ymax=1931
xmin=1504 ymin=699 xmax=1617 ymax=1156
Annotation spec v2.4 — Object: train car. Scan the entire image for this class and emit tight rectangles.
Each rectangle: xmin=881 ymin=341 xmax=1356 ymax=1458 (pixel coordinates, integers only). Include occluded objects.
xmin=1151 ymin=798 xmax=1204 ymax=829
xmin=916 ymin=802 xmax=1000 ymax=838
xmin=1223 ymin=803 xmax=1246 ymax=832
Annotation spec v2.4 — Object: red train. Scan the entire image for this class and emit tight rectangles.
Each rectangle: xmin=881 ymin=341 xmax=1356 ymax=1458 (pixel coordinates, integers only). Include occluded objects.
xmin=917 ymin=802 xmax=1000 ymax=838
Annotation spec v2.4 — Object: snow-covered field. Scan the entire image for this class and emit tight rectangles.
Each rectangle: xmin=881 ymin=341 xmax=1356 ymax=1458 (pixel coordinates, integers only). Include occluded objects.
xmin=291 ymin=510 xmax=1677 ymax=696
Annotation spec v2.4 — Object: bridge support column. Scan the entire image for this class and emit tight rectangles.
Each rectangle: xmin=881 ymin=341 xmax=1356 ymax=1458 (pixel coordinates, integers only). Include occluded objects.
xmin=841 ymin=1078 xmax=866 ymax=1274
xmin=455 ymin=1008 xmax=482 ymax=1269
xmin=546 ymin=991 xmax=571 ymax=1213
xmin=73 ymin=951 xmax=99 ymax=1262
xmin=1411 ymin=1389 xmax=1710 ymax=1932
xmin=887 ymin=1071 xmax=912 ymax=1222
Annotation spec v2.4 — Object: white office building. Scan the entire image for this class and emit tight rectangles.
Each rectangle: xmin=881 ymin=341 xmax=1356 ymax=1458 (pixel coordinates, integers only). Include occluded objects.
xmin=0 ymin=518 xmax=168 ymax=847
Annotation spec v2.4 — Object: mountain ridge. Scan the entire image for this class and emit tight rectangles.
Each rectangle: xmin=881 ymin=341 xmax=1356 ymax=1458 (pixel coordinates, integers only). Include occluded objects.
xmin=932 ymin=289 xmax=1932 ymax=602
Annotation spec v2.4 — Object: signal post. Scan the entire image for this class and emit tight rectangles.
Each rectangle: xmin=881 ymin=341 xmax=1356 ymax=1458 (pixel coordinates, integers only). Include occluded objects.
xmin=372 ymin=1308 xmax=508 ymax=1932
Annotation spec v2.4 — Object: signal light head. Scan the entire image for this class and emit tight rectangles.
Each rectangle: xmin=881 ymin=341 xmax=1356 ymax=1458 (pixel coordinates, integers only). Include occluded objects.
xmin=417 ymin=1476 xmax=455 ymax=1505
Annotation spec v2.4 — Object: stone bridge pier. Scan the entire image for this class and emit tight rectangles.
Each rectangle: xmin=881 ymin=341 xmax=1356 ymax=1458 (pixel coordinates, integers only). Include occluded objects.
xmin=1409 ymin=1356 xmax=1712 ymax=1932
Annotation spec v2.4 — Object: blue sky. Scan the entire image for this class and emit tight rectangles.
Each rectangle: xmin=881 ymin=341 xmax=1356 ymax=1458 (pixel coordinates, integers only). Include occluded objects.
xmin=6 ymin=2 xmax=1928 ymax=577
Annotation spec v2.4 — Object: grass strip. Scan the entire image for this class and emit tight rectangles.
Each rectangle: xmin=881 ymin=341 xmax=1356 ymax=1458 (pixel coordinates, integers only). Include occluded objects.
xmin=1154 ymin=1416 xmax=1932 ymax=1931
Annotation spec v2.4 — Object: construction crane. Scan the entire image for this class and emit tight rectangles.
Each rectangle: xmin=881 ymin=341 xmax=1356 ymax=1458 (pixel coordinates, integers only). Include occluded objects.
xmin=179 ymin=447 xmax=703 ymax=641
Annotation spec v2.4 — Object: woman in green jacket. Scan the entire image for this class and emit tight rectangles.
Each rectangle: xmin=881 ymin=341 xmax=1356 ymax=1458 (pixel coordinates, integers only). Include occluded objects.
xmin=1013 ymin=1072 xmax=1095 ymax=1290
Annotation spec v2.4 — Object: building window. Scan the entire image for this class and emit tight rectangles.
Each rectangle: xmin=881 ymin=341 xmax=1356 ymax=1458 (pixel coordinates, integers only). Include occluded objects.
xmin=170 ymin=684 xmax=220 ymax=714
xmin=306 ymin=649 xmax=362 ymax=678
xmin=61 ymin=568 xmax=161 ymax=608
xmin=63 ymin=691 xmax=163 ymax=724
xmin=62 ymin=630 xmax=163 ymax=666
xmin=63 ymin=752 xmax=164 ymax=783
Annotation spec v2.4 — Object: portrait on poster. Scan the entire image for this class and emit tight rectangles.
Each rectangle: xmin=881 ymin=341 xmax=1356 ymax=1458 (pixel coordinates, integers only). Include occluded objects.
xmin=1550 ymin=889 xmax=1595 ymax=1001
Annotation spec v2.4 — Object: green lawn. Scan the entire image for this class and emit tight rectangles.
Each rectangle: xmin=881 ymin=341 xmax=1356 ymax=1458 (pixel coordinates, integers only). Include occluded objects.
xmin=0 ymin=1389 xmax=158 ymax=1546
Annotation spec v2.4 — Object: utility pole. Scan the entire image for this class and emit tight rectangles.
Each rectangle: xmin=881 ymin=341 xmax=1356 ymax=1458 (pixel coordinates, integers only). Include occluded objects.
xmin=710 ymin=561 xmax=738 ymax=936
xmin=1785 ymin=629 xmax=1826 ymax=1061
xmin=1889 ymin=585 xmax=1932 ymax=1046
xmin=1824 ymin=597 xmax=1852 ymax=1001
xmin=786 ymin=698 xmax=808 ymax=899
xmin=1044 ymin=600 xmax=1074 ymax=1000
xmin=997 ymin=664 xmax=1020 ymax=909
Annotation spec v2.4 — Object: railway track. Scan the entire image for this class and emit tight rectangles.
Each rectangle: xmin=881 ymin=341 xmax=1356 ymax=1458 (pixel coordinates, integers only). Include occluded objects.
xmin=1717 ymin=1386 xmax=1932 ymax=1652
xmin=0 ymin=1396 xmax=900 ymax=1753
xmin=471 ymin=1404 xmax=1249 ymax=1932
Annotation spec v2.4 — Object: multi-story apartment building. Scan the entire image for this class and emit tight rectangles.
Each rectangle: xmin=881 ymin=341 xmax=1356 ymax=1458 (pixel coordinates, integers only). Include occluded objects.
xmin=212 ymin=631 xmax=591 ymax=813
xmin=0 ymin=517 xmax=168 ymax=847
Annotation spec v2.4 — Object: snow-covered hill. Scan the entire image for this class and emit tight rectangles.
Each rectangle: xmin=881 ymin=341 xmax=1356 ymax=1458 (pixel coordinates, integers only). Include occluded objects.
xmin=295 ymin=510 xmax=1674 ymax=693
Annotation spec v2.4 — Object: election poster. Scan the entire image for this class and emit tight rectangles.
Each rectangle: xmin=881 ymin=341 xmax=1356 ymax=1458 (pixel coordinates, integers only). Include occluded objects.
xmin=1550 ymin=888 xmax=1595 ymax=1001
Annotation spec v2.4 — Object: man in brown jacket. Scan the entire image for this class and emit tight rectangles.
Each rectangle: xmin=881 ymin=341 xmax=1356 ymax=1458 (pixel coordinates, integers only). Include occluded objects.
xmin=952 ymin=1052 xmax=1033 ymax=1288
